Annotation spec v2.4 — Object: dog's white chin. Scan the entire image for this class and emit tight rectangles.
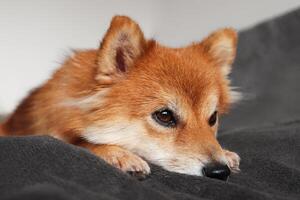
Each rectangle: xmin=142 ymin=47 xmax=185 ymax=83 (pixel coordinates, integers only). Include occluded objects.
xmin=83 ymin=120 xmax=207 ymax=176
xmin=158 ymin=159 xmax=205 ymax=176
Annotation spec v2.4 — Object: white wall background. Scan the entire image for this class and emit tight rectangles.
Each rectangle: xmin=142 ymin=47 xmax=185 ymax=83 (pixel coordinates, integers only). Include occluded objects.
xmin=0 ymin=0 xmax=299 ymax=113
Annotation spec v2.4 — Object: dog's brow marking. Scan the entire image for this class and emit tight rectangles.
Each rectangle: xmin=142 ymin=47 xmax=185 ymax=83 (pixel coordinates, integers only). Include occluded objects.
xmin=161 ymin=91 xmax=188 ymax=121
xmin=83 ymin=120 xmax=143 ymax=146
xmin=202 ymin=93 xmax=218 ymax=117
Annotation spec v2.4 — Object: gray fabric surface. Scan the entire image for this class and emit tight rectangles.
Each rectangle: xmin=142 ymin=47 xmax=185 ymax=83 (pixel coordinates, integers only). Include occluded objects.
xmin=0 ymin=125 xmax=299 ymax=200
xmin=1 ymin=7 xmax=300 ymax=200
xmin=221 ymin=8 xmax=300 ymax=131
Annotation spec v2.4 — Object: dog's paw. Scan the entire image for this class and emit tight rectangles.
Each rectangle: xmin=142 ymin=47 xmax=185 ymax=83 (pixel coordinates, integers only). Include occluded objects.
xmin=223 ymin=150 xmax=240 ymax=173
xmin=101 ymin=146 xmax=151 ymax=179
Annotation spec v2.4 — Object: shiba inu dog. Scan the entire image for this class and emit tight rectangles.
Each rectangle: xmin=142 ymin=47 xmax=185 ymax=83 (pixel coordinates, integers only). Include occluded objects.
xmin=0 ymin=16 xmax=240 ymax=181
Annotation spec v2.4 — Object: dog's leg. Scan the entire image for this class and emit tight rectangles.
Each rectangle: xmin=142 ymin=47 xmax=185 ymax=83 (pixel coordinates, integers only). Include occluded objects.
xmin=80 ymin=142 xmax=150 ymax=179
xmin=223 ymin=149 xmax=240 ymax=173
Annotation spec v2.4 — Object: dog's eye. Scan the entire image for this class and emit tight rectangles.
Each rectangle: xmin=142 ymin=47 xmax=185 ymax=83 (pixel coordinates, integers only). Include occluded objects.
xmin=152 ymin=108 xmax=177 ymax=128
xmin=208 ymin=111 xmax=218 ymax=126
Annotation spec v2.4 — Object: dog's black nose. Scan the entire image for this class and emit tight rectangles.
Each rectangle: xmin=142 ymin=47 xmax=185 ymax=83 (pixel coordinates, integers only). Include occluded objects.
xmin=202 ymin=164 xmax=231 ymax=181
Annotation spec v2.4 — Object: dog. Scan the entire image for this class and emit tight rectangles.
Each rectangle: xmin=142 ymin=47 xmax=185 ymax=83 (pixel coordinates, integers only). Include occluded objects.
xmin=0 ymin=16 xmax=240 ymax=181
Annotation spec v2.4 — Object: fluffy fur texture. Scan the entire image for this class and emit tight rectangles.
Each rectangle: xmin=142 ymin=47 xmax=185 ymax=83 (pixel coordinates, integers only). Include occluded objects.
xmin=0 ymin=16 xmax=240 ymax=176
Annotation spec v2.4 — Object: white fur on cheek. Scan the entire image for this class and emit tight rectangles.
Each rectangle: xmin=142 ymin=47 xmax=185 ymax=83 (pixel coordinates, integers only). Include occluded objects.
xmin=83 ymin=120 xmax=174 ymax=163
xmin=61 ymin=89 xmax=109 ymax=110
xmin=83 ymin=121 xmax=143 ymax=146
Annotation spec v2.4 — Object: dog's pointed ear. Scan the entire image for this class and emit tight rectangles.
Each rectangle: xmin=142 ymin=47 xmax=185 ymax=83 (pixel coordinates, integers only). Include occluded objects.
xmin=96 ymin=16 xmax=147 ymax=84
xmin=200 ymin=28 xmax=237 ymax=76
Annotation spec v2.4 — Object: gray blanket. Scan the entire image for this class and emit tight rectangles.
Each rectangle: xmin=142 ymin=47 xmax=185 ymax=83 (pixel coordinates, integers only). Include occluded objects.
xmin=0 ymin=8 xmax=300 ymax=200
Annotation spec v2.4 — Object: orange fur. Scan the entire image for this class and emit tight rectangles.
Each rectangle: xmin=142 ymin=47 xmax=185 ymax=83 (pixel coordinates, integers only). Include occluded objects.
xmin=0 ymin=16 xmax=240 ymax=176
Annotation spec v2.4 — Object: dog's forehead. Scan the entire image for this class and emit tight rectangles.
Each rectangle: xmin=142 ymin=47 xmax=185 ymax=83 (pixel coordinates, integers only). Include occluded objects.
xmin=150 ymin=47 xmax=218 ymax=100
xmin=135 ymin=46 xmax=221 ymax=116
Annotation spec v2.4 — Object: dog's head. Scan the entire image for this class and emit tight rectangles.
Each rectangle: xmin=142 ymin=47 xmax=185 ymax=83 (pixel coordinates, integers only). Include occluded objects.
xmin=81 ymin=16 xmax=240 ymax=176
